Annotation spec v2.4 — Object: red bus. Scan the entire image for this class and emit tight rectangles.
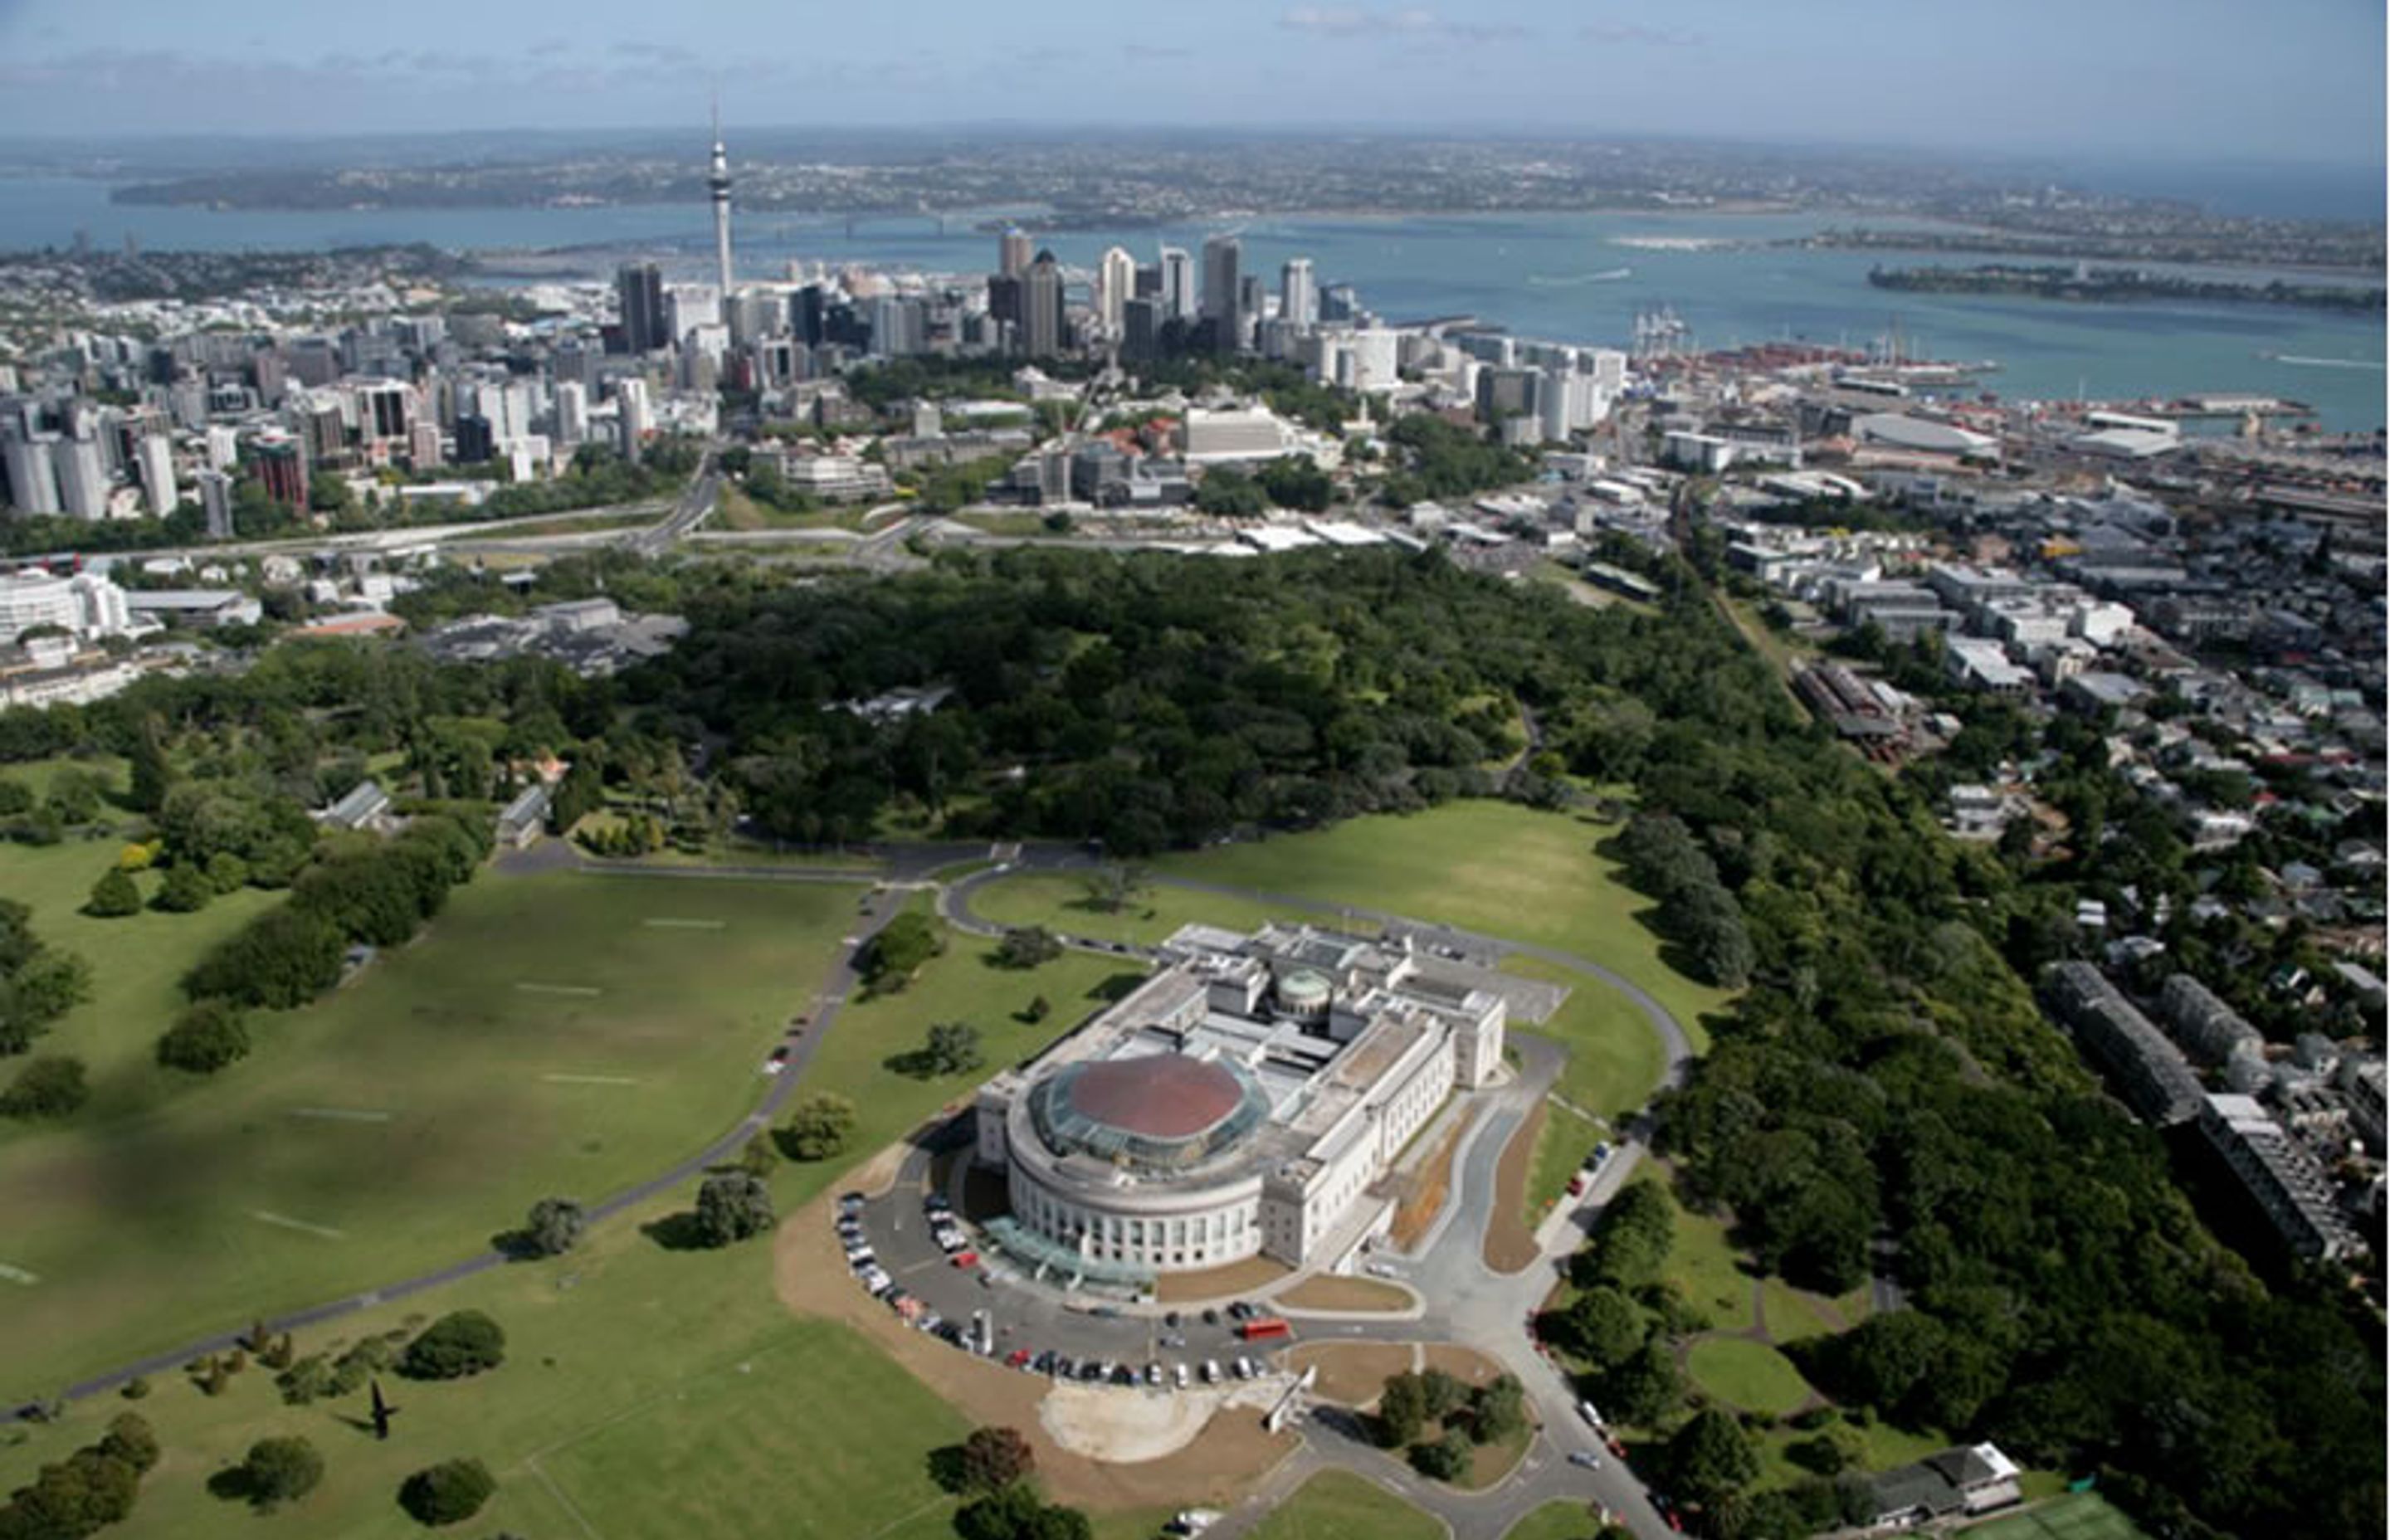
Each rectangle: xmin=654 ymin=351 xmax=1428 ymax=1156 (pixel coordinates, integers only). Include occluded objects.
xmin=1236 ymin=1318 xmax=1291 ymax=1342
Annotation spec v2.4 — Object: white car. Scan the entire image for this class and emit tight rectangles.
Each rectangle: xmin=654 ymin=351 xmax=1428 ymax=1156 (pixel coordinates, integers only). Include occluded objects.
xmin=1568 ymin=1450 xmax=1603 ymax=1470
xmin=1173 ymin=1362 xmax=1191 ymax=1389
xmin=1200 ymin=1360 xmax=1221 ymax=1384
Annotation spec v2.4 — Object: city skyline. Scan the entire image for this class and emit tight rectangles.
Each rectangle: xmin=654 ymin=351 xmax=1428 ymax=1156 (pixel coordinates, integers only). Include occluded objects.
xmin=0 ymin=0 xmax=2381 ymax=172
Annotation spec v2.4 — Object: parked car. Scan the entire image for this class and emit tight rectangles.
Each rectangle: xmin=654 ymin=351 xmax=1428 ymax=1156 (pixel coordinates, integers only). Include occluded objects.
xmin=1568 ymin=1450 xmax=1602 ymax=1470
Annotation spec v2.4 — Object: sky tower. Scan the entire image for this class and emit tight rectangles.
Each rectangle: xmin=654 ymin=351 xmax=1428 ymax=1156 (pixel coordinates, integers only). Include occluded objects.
xmin=707 ymin=104 xmax=734 ymax=295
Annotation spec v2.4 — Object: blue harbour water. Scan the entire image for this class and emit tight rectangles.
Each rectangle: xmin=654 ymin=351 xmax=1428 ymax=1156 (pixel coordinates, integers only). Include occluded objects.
xmin=2 ymin=177 xmax=2382 ymax=431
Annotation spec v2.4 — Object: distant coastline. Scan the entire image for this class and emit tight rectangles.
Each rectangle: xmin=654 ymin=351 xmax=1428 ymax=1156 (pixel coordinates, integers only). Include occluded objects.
xmin=1868 ymin=261 xmax=2387 ymax=314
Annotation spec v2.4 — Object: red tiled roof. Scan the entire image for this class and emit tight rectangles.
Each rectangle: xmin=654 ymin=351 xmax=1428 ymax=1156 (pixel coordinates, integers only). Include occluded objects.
xmin=1065 ymin=1055 xmax=1242 ymax=1141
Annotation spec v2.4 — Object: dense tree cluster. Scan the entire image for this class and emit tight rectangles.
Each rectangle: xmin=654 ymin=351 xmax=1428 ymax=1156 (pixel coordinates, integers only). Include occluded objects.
xmin=0 ymin=899 xmax=90 ymax=1057
xmin=858 ymin=912 xmax=944 ymax=994
xmin=0 ymin=1412 xmax=159 ymax=1539
xmin=1374 ymin=414 xmax=1538 ymax=507
xmin=1610 ymin=812 xmax=1755 ymax=987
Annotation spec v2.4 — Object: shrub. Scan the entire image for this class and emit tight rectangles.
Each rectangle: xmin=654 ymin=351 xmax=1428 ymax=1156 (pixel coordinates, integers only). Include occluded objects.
xmin=0 ymin=1055 xmax=87 ymax=1118
xmin=399 ymin=1311 xmax=506 ymax=1381
xmin=156 ymin=1000 xmax=251 ymax=1074
xmin=398 ymin=1458 xmax=495 ymax=1527
xmin=238 ymin=1435 xmax=324 ymax=1509
xmin=153 ymin=861 xmax=215 ymax=914
xmin=85 ymin=868 xmax=141 ymax=918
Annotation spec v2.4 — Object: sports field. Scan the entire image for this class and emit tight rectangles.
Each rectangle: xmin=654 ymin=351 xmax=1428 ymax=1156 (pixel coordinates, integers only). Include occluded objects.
xmin=1154 ymin=801 xmax=1734 ymax=1044
xmin=1248 ymin=1470 xmax=1444 ymax=1540
xmin=1963 ymin=1494 xmax=2148 ymax=1540
xmin=0 ymin=915 xmax=1139 ymax=1539
xmin=0 ymin=870 xmax=853 ymax=1395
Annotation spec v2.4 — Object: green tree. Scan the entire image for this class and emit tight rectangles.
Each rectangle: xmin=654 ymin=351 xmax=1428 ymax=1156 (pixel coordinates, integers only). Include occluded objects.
xmin=1467 ymin=1374 xmax=1527 ymax=1445
xmin=693 ymin=1172 xmax=774 ymax=1246
xmin=156 ymin=1000 xmax=251 ymax=1074
xmin=100 ymin=1414 xmax=160 ymax=1475
xmin=954 ymin=1482 xmax=1044 ymax=1540
xmin=993 ymin=927 xmax=1062 ymax=969
xmin=1602 ymin=1339 xmax=1685 ymax=1428
xmin=85 ymin=868 xmax=141 ymax=919
xmin=1665 ymin=1409 xmax=1760 ymax=1507
xmin=397 ymin=1458 xmax=495 ymax=1527
xmin=783 ymin=1093 xmax=857 ymax=1160
xmin=399 ymin=1311 xmax=507 ymax=1381
xmin=1560 ymin=1286 xmax=1648 ymax=1371
xmin=859 ymin=911 xmax=944 ymax=994
xmin=1076 ymin=864 xmax=1147 ymax=914
xmin=1418 ymin=1367 xmax=1468 ymax=1421
xmin=183 ymin=907 xmax=344 ymax=1009
xmin=1410 ymin=1428 xmax=1473 ymax=1482
xmin=919 ymin=1021 xmax=985 ymax=1076
xmin=128 ymin=714 xmax=176 ymax=815
xmin=958 ymin=1425 xmax=1036 ymax=1494
xmin=1376 ymin=1372 xmax=1427 ymax=1447
xmin=1572 ymin=1181 xmax=1673 ymax=1291
xmin=521 ymin=1197 xmax=585 ymax=1257
xmin=238 ymin=1435 xmax=325 ymax=1510
xmin=154 ymin=861 xmax=215 ymax=914
xmin=0 ymin=1055 xmax=87 ymax=1118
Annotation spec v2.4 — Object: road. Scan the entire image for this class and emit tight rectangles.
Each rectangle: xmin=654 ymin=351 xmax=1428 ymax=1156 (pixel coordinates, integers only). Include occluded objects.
xmin=9 ymin=844 xmax=1695 ymax=1540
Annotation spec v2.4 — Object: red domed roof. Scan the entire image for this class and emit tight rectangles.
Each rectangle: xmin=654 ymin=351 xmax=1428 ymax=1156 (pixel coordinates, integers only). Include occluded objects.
xmin=1064 ymin=1055 xmax=1245 ymax=1141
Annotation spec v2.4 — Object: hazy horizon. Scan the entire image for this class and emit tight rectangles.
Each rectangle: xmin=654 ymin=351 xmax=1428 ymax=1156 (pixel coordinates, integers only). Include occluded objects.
xmin=1 ymin=0 xmax=2381 ymax=181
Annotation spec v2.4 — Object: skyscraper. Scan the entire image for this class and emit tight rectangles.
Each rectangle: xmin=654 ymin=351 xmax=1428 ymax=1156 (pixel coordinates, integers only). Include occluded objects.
xmin=254 ymin=432 xmax=308 ymax=508
xmin=615 ymin=262 xmax=667 ymax=354
xmin=709 ymin=108 xmax=734 ymax=296
xmin=1158 ymin=247 xmax=1195 ymax=321
xmin=1200 ymin=235 xmax=1241 ymax=352
xmin=999 ymin=227 xmax=1032 ymax=279
xmin=0 ymin=426 xmax=59 ymax=515
xmin=196 ymin=469 xmax=233 ymax=539
xmin=1280 ymin=258 xmax=1317 ymax=330
xmin=136 ymin=433 xmax=177 ymax=517
xmin=56 ymin=433 xmax=108 ymax=519
xmin=1021 ymin=250 xmax=1065 ymax=358
xmin=1097 ymin=246 xmax=1137 ymax=337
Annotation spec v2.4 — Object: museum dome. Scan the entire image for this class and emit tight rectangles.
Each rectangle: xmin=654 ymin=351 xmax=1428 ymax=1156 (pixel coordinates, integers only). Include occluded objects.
xmin=1029 ymin=1054 xmax=1269 ymax=1173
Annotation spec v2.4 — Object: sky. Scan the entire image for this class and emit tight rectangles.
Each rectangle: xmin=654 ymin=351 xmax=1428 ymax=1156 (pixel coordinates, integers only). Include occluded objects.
xmin=0 ymin=0 xmax=2382 ymax=174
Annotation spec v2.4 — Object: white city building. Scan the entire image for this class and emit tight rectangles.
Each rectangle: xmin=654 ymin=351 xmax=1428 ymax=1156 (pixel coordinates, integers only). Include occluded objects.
xmin=973 ymin=924 xmax=1507 ymax=1283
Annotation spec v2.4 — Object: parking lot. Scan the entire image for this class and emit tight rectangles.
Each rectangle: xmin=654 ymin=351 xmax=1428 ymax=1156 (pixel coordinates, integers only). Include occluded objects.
xmin=834 ymin=1133 xmax=1314 ymax=1397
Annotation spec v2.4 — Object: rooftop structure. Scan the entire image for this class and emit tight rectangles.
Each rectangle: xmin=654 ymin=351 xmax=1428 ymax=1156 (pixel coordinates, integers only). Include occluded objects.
xmin=2197 ymin=1093 xmax=2366 ymax=1262
xmin=2039 ymin=962 xmax=2204 ymax=1126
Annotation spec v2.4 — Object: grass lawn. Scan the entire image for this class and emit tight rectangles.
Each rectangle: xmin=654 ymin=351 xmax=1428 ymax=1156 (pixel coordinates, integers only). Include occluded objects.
xmin=1508 ymin=957 xmax=1672 ymax=1112
xmin=1503 ymin=1499 xmax=1613 ymax=1540
xmin=1963 ymin=1493 xmax=2149 ymax=1540
xmin=1524 ymin=1097 xmax=1605 ymax=1226
xmin=1760 ymin=1277 xmax=1848 ymax=1343
xmin=0 ymin=871 xmax=855 ymax=1396
xmin=1684 ymin=1338 xmax=1813 ymax=1417
xmin=1653 ymin=1182 xmax=1757 ymax=1336
xmin=1250 ymin=1470 xmax=1442 ymax=1540
xmin=0 ymin=914 xmax=1146 ymax=1540
xmin=968 ymin=870 xmax=1353 ymax=948
xmin=716 ymin=485 xmax=873 ymax=533
xmin=1155 ymin=802 xmax=1733 ymax=1046
xmin=1750 ymin=1411 xmax=1948 ymax=1493
xmin=0 ymin=834 xmax=280 ymax=1130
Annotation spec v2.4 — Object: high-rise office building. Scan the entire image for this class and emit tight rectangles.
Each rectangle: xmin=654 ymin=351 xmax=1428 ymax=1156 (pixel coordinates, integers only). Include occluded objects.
xmin=554 ymin=381 xmax=589 ymax=446
xmin=999 ymin=227 xmax=1032 ymax=279
xmin=197 ymin=469 xmax=234 ymax=540
xmin=987 ymin=273 xmax=1024 ymax=334
xmin=454 ymin=414 xmax=495 ymax=465
xmin=409 ymin=420 xmax=444 ymax=470
xmin=1158 ymin=247 xmax=1195 ymax=321
xmin=1021 ymin=251 xmax=1065 ymax=358
xmin=708 ymin=110 xmax=735 ymax=296
xmin=358 ymin=380 xmax=412 ymax=444
xmin=56 ymin=434 xmax=109 ymax=519
xmin=1122 ymin=297 xmax=1163 ymax=362
xmin=205 ymin=423 xmax=240 ymax=472
xmin=1200 ymin=235 xmax=1241 ymax=352
xmin=1319 ymin=283 xmax=1358 ymax=323
xmin=615 ymin=378 xmax=652 ymax=460
xmin=791 ymin=285 xmax=827 ymax=347
xmin=1280 ymin=258 xmax=1317 ymax=330
xmin=615 ymin=262 xmax=668 ymax=354
xmin=254 ymin=432 xmax=308 ymax=507
xmin=1097 ymin=246 xmax=1137 ymax=337
xmin=1 ymin=427 xmax=59 ymax=515
xmin=136 ymin=433 xmax=177 ymax=517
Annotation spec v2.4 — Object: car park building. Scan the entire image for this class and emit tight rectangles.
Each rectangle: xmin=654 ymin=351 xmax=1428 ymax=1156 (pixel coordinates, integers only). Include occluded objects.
xmin=973 ymin=923 xmax=1505 ymax=1282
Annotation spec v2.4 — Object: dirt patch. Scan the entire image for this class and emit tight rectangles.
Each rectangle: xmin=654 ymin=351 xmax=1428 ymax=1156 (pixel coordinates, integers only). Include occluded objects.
xmin=1481 ymin=1103 xmax=1546 ymax=1274
xmin=1461 ymin=1423 xmax=1534 ymax=1490
xmin=773 ymin=1187 xmax=1293 ymax=1511
xmin=1285 ymin=1341 xmax=1418 ymax=1406
xmin=1387 ymin=1114 xmax=1470 ymax=1251
xmin=1041 ymin=1380 xmax=1285 ymax=1463
xmin=1278 ymin=1274 xmax=1415 ymax=1313
xmin=1154 ymin=1254 xmax=1292 ymax=1304
xmin=1420 ymin=1343 xmax=1506 ymax=1389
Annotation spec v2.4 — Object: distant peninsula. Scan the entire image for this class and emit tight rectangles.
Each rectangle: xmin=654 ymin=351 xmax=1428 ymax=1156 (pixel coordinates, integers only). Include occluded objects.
xmin=1866 ymin=262 xmax=2386 ymax=314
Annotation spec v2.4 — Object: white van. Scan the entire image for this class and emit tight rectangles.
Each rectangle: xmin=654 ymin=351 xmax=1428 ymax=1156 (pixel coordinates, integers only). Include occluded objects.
xmin=1578 ymin=1400 xmax=1603 ymax=1427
